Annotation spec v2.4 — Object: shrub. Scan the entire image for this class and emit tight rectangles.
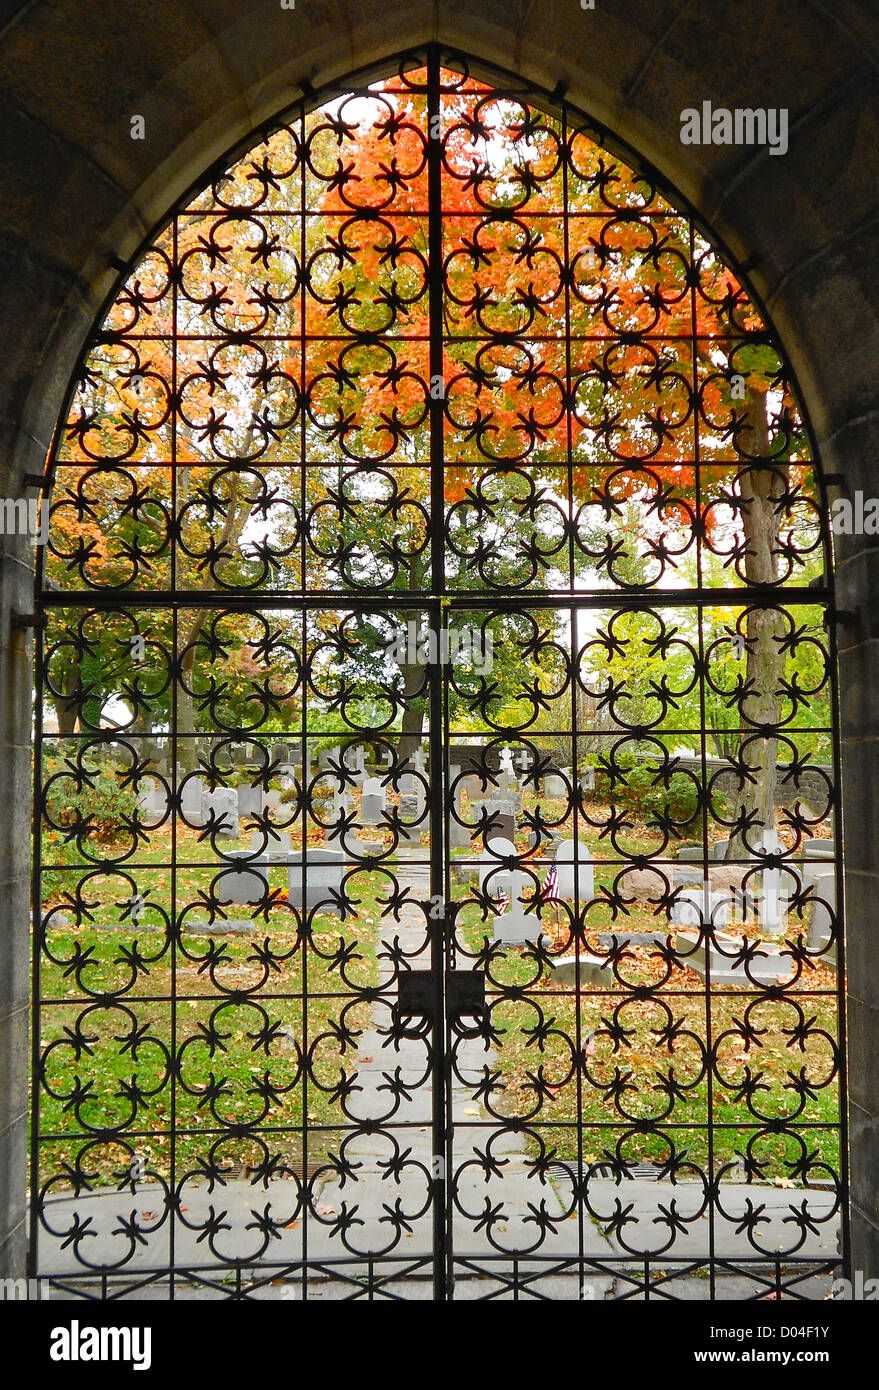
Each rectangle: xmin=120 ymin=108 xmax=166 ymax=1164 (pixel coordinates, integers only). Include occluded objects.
xmin=593 ymin=754 xmax=702 ymax=830
xmin=43 ymin=756 xmax=138 ymax=844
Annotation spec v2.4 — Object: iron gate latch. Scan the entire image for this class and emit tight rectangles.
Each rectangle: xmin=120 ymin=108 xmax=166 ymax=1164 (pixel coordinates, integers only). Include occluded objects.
xmin=397 ymin=970 xmax=485 ymax=1021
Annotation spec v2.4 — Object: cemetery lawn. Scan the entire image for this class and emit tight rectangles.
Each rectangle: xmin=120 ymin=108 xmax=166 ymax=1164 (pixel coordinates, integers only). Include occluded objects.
xmin=454 ymin=826 xmax=842 ymax=1181
xmin=35 ymin=827 xmax=391 ymax=1190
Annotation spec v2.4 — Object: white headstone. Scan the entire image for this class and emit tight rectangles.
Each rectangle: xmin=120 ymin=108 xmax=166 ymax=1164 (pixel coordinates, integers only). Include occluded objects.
xmin=478 ymin=836 xmax=519 ymax=896
xmin=237 ymin=783 xmax=265 ymax=820
xmin=215 ymin=856 xmax=269 ymax=906
xmin=319 ymin=745 xmax=341 ymax=771
xmin=360 ymin=776 xmax=386 ymax=825
xmin=553 ymin=838 xmax=595 ymax=902
xmin=492 ymin=873 xmax=545 ymax=944
xmin=206 ymin=786 xmax=239 ymax=839
xmin=448 ymin=765 xmax=470 ymax=848
xmin=671 ymin=880 xmax=731 ymax=929
xmin=804 ymin=863 xmax=835 ymax=948
xmin=137 ymin=784 xmax=167 ymax=818
xmin=286 ymin=848 xmax=346 ymax=911
xmin=180 ymin=776 xmax=206 ymax=826
xmin=249 ymin=829 xmax=293 ymax=861
xmin=760 ymin=831 xmax=787 ymax=934
xmin=346 ymin=746 xmax=367 ymax=784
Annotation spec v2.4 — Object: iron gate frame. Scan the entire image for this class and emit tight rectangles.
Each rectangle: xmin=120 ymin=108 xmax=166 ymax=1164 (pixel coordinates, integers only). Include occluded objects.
xmin=29 ymin=43 xmax=848 ymax=1301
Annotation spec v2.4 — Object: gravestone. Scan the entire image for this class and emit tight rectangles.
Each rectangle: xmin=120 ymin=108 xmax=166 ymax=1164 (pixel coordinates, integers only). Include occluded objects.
xmin=180 ymin=777 xmax=206 ymax=826
xmin=187 ymin=919 xmax=256 ymax=936
xmin=137 ymin=784 xmax=167 ymax=819
xmin=759 ymin=831 xmax=787 ymax=934
xmin=549 ymin=954 xmax=610 ymax=986
xmin=673 ymin=864 xmax=704 ymax=887
xmin=498 ymin=746 xmax=516 ymax=777
xmin=205 ymin=787 xmax=239 ymax=839
xmin=295 ymin=746 xmax=313 ymax=786
xmin=678 ymin=845 xmax=707 ymax=862
xmin=484 ymin=799 xmax=515 ymax=843
xmin=249 ymin=829 xmax=293 ymax=861
xmin=804 ymin=862 xmax=836 ymax=950
xmin=398 ymin=771 xmax=425 ymax=846
xmin=237 ymin=783 xmax=265 ymax=820
xmin=675 ymin=928 xmax=794 ymax=984
xmin=492 ymin=879 xmax=547 ymax=945
xmin=448 ymin=765 xmax=470 ymax=849
xmin=463 ymin=774 xmax=489 ymax=802
xmin=215 ymin=855 xmax=269 ymax=906
xmin=360 ymin=776 xmax=386 ymax=825
xmin=544 ymin=772 xmax=568 ymax=800
xmin=554 ymin=839 xmax=595 ymax=902
xmin=671 ymin=882 xmax=731 ymax=929
xmin=496 ymin=748 xmax=521 ymax=809
xmin=477 ymin=848 xmax=547 ymax=946
xmin=802 ymin=839 xmax=835 ymax=861
xmin=286 ymin=848 xmax=346 ymax=912
xmin=346 ymin=745 xmax=368 ymax=784
xmin=478 ymin=837 xmax=522 ymax=906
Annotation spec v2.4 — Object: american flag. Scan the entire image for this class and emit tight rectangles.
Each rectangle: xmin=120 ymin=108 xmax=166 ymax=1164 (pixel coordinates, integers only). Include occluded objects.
xmin=494 ymin=884 xmax=510 ymax=914
xmin=544 ymin=862 xmax=559 ymax=904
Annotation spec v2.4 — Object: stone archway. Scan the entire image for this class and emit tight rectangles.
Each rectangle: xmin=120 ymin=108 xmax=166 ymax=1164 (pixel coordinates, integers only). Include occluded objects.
xmin=2 ymin=0 xmax=878 ymax=1282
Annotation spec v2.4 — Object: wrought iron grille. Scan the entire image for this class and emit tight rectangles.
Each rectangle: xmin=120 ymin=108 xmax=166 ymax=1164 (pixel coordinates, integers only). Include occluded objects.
xmin=32 ymin=47 xmax=845 ymax=1301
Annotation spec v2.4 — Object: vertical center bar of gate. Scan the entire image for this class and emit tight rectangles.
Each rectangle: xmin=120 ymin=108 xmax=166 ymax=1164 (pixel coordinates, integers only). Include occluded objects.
xmin=426 ymin=45 xmax=450 ymax=1301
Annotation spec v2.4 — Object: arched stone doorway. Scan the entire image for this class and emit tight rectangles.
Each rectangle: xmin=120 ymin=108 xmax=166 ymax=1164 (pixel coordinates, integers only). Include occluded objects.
xmin=27 ymin=48 xmax=845 ymax=1299
xmin=2 ymin=0 xmax=877 ymax=1291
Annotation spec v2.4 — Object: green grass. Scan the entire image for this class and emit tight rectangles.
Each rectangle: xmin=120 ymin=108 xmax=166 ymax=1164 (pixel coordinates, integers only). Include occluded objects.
xmin=35 ymin=839 xmax=389 ymax=1190
xmin=34 ymin=801 xmax=842 ymax=1194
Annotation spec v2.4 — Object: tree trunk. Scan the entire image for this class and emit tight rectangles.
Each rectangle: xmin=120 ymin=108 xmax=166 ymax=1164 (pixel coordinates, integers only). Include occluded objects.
xmin=397 ymin=656 xmax=427 ymax=765
xmin=53 ymin=669 xmax=79 ymax=736
xmin=177 ymin=612 xmax=209 ymax=773
xmin=724 ymin=389 xmax=786 ymax=860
